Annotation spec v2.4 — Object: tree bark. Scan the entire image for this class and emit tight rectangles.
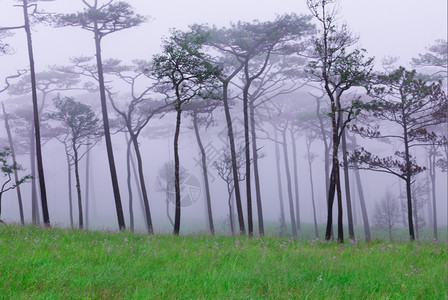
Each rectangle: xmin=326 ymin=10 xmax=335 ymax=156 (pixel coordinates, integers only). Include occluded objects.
xmin=290 ymin=127 xmax=301 ymax=231
xmin=65 ymin=149 xmax=74 ymax=228
xmin=273 ymin=128 xmax=287 ymax=233
xmin=354 ymin=167 xmax=371 ymax=242
xmin=173 ymin=106 xmax=182 ymax=235
xmin=221 ymin=81 xmax=245 ymax=234
xmin=341 ymin=130 xmax=354 ymax=239
xmin=281 ymin=124 xmax=297 ymax=238
xmin=84 ymin=142 xmax=90 ymax=229
xmin=243 ymin=81 xmax=253 ymax=237
xmin=192 ymin=113 xmax=215 ymax=234
xmin=23 ymin=0 xmax=50 ymax=226
xmin=305 ymin=137 xmax=319 ymax=239
xmin=249 ymin=98 xmax=264 ymax=235
xmin=402 ymin=116 xmax=415 ymax=240
xmin=130 ymin=131 xmax=153 ymax=234
xmin=93 ymin=21 xmax=125 ymax=230
xmin=429 ymin=147 xmax=438 ymax=241
xmin=29 ymin=127 xmax=40 ymax=225
xmin=2 ymin=103 xmax=24 ymax=225
xmin=73 ymin=145 xmax=83 ymax=229
xmin=125 ymin=136 xmax=134 ymax=232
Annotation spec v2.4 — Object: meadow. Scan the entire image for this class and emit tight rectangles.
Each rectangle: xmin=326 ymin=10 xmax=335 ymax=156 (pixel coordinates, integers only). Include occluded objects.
xmin=0 ymin=224 xmax=446 ymax=299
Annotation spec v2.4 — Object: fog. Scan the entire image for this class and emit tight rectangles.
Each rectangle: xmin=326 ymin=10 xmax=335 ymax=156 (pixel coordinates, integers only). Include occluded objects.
xmin=0 ymin=0 xmax=446 ymax=237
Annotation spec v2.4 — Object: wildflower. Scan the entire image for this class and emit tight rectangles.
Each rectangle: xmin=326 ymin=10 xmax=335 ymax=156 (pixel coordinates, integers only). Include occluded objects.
xmin=317 ymin=275 xmax=322 ymax=281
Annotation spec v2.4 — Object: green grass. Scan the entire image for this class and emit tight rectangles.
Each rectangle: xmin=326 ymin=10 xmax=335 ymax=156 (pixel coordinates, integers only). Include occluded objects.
xmin=0 ymin=225 xmax=446 ymax=299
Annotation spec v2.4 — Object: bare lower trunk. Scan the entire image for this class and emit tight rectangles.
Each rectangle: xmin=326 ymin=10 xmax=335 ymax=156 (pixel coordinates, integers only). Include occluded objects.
xmin=84 ymin=142 xmax=90 ymax=229
xmin=429 ymin=151 xmax=438 ymax=241
xmin=125 ymin=137 xmax=134 ymax=232
xmin=192 ymin=114 xmax=214 ymax=234
xmin=23 ymin=0 xmax=50 ymax=226
xmin=290 ymin=128 xmax=301 ymax=231
xmin=30 ymin=128 xmax=40 ymax=225
xmin=342 ymin=131 xmax=354 ymax=239
xmin=173 ymin=107 xmax=182 ymax=235
xmin=274 ymin=128 xmax=286 ymax=233
xmin=249 ymin=99 xmax=264 ymax=235
xmin=222 ymin=82 xmax=245 ymax=234
xmin=65 ymin=150 xmax=74 ymax=228
xmin=93 ymin=21 xmax=125 ymax=230
xmin=130 ymin=132 xmax=153 ymax=234
xmin=281 ymin=125 xmax=297 ymax=239
xmin=306 ymin=140 xmax=319 ymax=239
xmin=2 ymin=104 xmax=24 ymax=225
xmin=73 ymin=147 xmax=83 ymax=229
xmin=354 ymin=167 xmax=371 ymax=242
xmin=243 ymin=87 xmax=253 ymax=237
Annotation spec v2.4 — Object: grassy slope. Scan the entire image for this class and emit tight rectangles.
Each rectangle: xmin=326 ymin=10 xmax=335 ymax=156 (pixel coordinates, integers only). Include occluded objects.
xmin=0 ymin=225 xmax=446 ymax=299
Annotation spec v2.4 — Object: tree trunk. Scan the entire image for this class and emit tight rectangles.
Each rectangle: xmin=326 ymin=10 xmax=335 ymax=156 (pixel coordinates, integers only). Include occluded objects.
xmin=23 ymin=0 xmax=50 ymax=226
xmin=130 ymin=131 xmax=153 ymax=234
xmin=192 ymin=113 xmax=214 ymax=234
xmin=249 ymin=98 xmax=264 ymax=235
xmin=315 ymin=96 xmax=332 ymax=237
xmin=2 ymin=103 xmax=24 ymax=225
xmin=281 ymin=124 xmax=297 ymax=239
xmin=93 ymin=21 xmax=125 ymax=230
xmin=290 ymin=127 xmax=301 ymax=231
xmin=221 ymin=81 xmax=245 ymax=234
xmin=243 ymin=83 xmax=253 ymax=237
xmin=403 ymin=120 xmax=415 ymax=240
xmin=305 ymin=137 xmax=319 ymax=239
xmin=84 ymin=142 xmax=90 ymax=230
xmin=65 ymin=149 xmax=74 ymax=228
xmin=30 ymin=127 xmax=40 ymax=225
xmin=173 ymin=106 xmax=182 ymax=235
xmin=73 ymin=146 xmax=83 ymax=229
xmin=273 ymin=128 xmax=286 ymax=233
xmin=429 ymin=147 xmax=438 ymax=241
xmin=341 ymin=130 xmax=354 ymax=239
xmin=354 ymin=167 xmax=371 ymax=242
xmin=125 ymin=137 xmax=134 ymax=232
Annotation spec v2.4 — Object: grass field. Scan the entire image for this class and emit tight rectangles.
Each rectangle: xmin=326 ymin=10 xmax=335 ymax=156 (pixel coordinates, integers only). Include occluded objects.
xmin=0 ymin=224 xmax=446 ymax=299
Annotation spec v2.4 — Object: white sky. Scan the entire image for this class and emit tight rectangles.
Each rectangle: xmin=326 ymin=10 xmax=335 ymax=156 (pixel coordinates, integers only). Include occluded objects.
xmin=0 ymin=0 xmax=446 ymax=93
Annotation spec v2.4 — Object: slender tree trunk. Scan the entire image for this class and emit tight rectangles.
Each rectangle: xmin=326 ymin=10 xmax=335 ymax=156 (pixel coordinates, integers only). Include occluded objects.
xmin=130 ymin=131 xmax=153 ymax=234
xmin=354 ymin=167 xmax=371 ymax=242
xmin=173 ymin=106 xmax=182 ymax=235
xmin=341 ymin=130 xmax=354 ymax=239
xmin=192 ymin=113 xmax=214 ymax=234
xmin=93 ymin=22 xmax=125 ymax=230
xmin=429 ymin=148 xmax=438 ymax=241
xmin=65 ymin=149 xmax=74 ymax=228
xmin=243 ymin=84 xmax=253 ymax=237
xmin=30 ymin=128 xmax=40 ymax=225
xmin=315 ymin=96 xmax=332 ymax=236
xmin=281 ymin=124 xmax=297 ymax=239
xmin=290 ymin=127 xmax=301 ymax=231
xmin=273 ymin=128 xmax=286 ymax=233
xmin=2 ymin=103 xmax=24 ymax=225
xmin=249 ymin=98 xmax=264 ymax=235
xmin=403 ymin=122 xmax=415 ymax=240
xmin=128 ymin=140 xmax=146 ymax=222
xmin=306 ymin=138 xmax=319 ymax=239
xmin=73 ymin=146 xmax=83 ymax=229
xmin=125 ymin=136 xmax=134 ymax=232
xmin=23 ymin=0 xmax=50 ymax=226
xmin=84 ymin=142 xmax=90 ymax=230
xmin=228 ymin=185 xmax=235 ymax=236
xmin=221 ymin=81 xmax=245 ymax=234
xmin=335 ymin=164 xmax=343 ymax=243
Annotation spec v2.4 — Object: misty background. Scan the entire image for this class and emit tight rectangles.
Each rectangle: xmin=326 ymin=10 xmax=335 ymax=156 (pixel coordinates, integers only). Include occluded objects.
xmin=0 ymin=0 xmax=446 ymax=236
